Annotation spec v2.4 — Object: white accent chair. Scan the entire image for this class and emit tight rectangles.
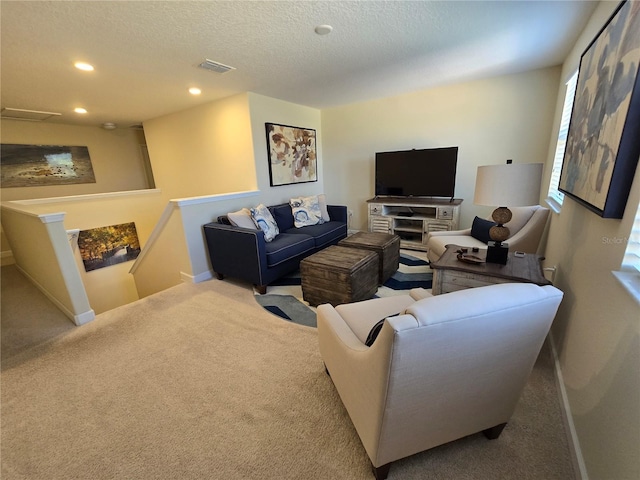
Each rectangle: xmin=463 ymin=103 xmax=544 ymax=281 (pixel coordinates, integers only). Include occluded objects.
xmin=426 ymin=205 xmax=550 ymax=263
xmin=317 ymin=283 xmax=563 ymax=480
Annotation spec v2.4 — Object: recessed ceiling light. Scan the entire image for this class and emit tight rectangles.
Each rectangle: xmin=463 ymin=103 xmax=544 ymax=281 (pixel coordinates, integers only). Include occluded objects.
xmin=74 ymin=107 xmax=87 ymax=114
xmin=74 ymin=62 xmax=94 ymax=71
xmin=189 ymin=87 xmax=202 ymax=95
xmin=314 ymin=25 xmax=333 ymax=35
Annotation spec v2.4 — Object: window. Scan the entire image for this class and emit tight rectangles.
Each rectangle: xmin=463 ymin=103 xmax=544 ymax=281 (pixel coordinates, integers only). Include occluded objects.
xmin=622 ymin=205 xmax=640 ymax=272
xmin=546 ymin=71 xmax=578 ymax=212
xmin=613 ymin=202 xmax=640 ymax=304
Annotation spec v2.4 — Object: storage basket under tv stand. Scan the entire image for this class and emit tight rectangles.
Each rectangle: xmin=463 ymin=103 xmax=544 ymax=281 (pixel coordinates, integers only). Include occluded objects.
xmin=367 ymin=197 xmax=462 ymax=251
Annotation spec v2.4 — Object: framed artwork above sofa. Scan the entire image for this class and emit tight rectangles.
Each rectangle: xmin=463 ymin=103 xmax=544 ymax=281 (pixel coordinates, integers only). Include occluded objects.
xmin=265 ymin=122 xmax=317 ymax=187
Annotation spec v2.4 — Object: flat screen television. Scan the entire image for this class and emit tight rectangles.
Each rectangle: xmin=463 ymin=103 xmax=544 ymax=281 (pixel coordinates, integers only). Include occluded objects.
xmin=375 ymin=146 xmax=458 ymax=201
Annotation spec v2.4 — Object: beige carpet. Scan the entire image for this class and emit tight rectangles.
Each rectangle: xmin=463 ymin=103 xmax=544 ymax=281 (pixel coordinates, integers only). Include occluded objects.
xmin=1 ymin=270 xmax=575 ymax=480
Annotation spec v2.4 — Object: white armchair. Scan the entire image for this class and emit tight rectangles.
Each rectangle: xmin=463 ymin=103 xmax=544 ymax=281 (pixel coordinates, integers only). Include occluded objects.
xmin=318 ymin=283 xmax=563 ymax=479
xmin=426 ymin=205 xmax=550 ymax=263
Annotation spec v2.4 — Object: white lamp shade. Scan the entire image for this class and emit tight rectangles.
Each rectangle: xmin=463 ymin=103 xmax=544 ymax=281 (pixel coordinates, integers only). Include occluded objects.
xmin=474 ymin=163 xmax=543 ymax=207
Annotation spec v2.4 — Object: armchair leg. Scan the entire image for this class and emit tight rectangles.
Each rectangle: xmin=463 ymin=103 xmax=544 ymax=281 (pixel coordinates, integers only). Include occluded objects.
xmin=483 ymin=422 xmax=507 ymax=440
xmin=372 ymin=462 xmax=391 ymax=480
xmin=255 ymin=285 xmax=267 ymax=295
xmin=215 ymin=272 xmax=224 ymax=280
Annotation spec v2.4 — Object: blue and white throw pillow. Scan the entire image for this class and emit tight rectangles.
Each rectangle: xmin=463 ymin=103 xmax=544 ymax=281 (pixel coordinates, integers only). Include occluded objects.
xmin=290 ymin=195 xmax=325 ymax=228
xmin=250 ymin=204 xmax=280 ymax=242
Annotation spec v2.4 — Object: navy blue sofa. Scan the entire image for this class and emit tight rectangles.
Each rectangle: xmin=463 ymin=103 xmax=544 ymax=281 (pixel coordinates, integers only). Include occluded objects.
xmin=203 ymin=203 xmax=348 ymax=294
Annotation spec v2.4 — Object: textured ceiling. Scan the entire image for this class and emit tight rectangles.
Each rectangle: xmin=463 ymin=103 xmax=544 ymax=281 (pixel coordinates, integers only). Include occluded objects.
xmin=0 ymin=0 xmax=598 ymax=128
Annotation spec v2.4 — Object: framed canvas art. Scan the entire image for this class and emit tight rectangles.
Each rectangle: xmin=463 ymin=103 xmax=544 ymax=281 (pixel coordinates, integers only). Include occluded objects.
xmin=265 ymin=123 xmax=317 ymax=186
xmin=559 ymin=0 xmax=640 ymax=218
xmin=77 ymin=222 xmax=141 ymax=272
xmin=0 ymin=144 xmax=96 ymax=188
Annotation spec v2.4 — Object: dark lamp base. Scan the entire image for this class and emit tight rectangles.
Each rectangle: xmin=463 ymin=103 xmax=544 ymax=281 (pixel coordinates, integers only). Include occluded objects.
xmin=486 ymin=241 xmax=509 ymax=265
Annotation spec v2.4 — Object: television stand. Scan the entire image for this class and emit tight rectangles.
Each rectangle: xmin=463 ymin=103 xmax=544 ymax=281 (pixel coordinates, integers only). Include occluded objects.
xmin=367 ymin=197 xmax=462 ymax=251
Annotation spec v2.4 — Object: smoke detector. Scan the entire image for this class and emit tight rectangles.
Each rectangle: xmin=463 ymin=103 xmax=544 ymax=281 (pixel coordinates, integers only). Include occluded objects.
xmin=197 ymin=59 xmax=236 ymax=74
xmin=314 ymin=25 xmax=333 ymax=35
xmin=102 ymin=122 xmax=117 ymax=130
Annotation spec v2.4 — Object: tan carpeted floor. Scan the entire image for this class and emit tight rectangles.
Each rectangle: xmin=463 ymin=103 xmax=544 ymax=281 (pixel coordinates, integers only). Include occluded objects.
xmin=1 ymin=266 xmax=575 ymax=479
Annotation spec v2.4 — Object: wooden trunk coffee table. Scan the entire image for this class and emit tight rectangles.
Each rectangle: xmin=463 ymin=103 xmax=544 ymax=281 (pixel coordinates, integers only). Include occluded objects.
xmin=300 ymin=245 xmax=378 ymax=307
xmin=430 ymin=244 xmax=551 ymax=295
xmin=338 ymin=232 xmax=400 ymax=284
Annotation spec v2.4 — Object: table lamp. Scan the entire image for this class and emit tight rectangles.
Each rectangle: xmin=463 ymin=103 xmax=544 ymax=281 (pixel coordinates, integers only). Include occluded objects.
xmin=473 ymin=160 xmax=543 ymax=264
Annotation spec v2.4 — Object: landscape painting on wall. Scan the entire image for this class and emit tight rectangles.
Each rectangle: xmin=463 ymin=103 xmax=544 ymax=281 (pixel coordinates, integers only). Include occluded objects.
xmin=0 ymin=144 xmax=96 ymax=188
xmin=265 ymin=123 xmax=317 ymax=186
xmin=559 ymin=0 xmax=640 ymax=218
xmin=77 ymin=222 xmax=141 ymax=272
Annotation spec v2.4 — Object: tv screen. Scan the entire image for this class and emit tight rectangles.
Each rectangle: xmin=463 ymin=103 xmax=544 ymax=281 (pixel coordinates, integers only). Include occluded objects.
xmin=375 ymin=147 xmax=458 ymax=199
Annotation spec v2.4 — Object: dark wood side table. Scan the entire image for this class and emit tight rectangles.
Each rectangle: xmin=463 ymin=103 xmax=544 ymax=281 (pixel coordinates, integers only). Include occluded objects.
xmin=430 ymin=244 xmax=551 ymax=295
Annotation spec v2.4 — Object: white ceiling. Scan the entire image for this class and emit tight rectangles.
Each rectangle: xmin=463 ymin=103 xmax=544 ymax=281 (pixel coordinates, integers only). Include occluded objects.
xmin=0 ymin=0 xmax=598 ymax=129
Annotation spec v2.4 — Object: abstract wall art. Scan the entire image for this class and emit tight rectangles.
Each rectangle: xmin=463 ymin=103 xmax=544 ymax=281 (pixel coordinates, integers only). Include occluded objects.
xmin=265 ymin=123 xmax=317 ymax=187
xmin=559 ymin=0 xmax=640 ymax=218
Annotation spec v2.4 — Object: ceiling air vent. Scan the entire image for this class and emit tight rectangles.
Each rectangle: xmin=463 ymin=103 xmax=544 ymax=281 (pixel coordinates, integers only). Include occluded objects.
xmin=1 ymin=107 xmax=62 ymax=122
xmin=197 ymin=59 xmax=236 ymax=74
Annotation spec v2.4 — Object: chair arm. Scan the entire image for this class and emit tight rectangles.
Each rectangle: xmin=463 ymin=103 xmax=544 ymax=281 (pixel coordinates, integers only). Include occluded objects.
xmin=334 ymin=294 xmax=415 ymax=342
xmin=203 ymin=223 xmax=267 ymax=285
xmin=327 ymin=205 xmax=348 ymax=223
xmin=505 ymin=208 xmax=549 ymax=254
xmin=427 ymin=227 xmax=472 ymax=238
xmin=318 ymin=305 xmax=419 ymax=464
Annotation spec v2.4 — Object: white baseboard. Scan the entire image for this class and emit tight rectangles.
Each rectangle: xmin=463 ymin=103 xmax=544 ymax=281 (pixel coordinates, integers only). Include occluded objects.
xmin=180 ymin=270 xmax=213 ymax=284
xmin=15 ymin=264 xmax=95 ymax=326
xmin=549 ymin=332 xmax=588 ymax=480
xmin=1 ymin=250 xmax=15 ymax=266
xmin=74 ymin=309 xmax=96 ymax=326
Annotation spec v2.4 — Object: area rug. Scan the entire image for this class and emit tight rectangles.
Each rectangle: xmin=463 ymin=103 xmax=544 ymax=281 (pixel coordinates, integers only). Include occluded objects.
xmin=255 ymin=252 xmax=432 ymax=326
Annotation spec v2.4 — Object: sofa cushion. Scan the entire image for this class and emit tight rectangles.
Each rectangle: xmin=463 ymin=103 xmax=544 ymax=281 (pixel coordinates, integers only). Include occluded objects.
xmin=505 ymin=206 xmax=537 ymax=238
xmin=290 ymin=195 xmax=325 ymax=227
xmin=470 ymin=216 xmax=495 ymax=243
xmin=264 ymin=233 xmax=315 ymax=267
xmin=365 ymin=313 xmax=402 ymax=346
xmin=365 ymin=319 xmax=385 ymax=347
xmin=251 ymin=204 xmax=280 ymax=242
xmin=334 ymin=294 xmax=415 ymax=344
xmin=228 ymin=208 xmax=257 ymax=229
xmin=285 ymin=221 xmax=347 ymax=249
xmin=318 ymin=194 xmax=330 ymax=222
xmin=270 ymin=204 xmax=295 ymax=231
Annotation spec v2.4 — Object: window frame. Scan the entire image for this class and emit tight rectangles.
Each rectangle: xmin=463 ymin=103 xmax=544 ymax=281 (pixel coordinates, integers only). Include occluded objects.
xmin=613 ymin=201 xmax=640 ymax=304
xmin=546 ymin=71 xmax=578 ymax=213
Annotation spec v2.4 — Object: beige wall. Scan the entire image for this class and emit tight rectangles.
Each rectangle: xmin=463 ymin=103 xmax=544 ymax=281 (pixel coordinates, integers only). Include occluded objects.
xmin=543 ymin=2 xmax=640 ymax=479
xmin=1 ymin=206 xmax=93 ymax=324
xmin=5 ymin=190 xmax=165 ymax=314
xmin=247 ymin=92 xmax=325 ymax=204
xmin=133 ymin=93 xmax=324 ymax=298
xmin=321 ymin=67 xmax=561 ymax=231
xmin=143 ymin=93 xmax=257 ymax=201
xmin=0 ymin=119 xmax=149 ymax=202
xmin=0 ymin=119 xmax=152 ymax=280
